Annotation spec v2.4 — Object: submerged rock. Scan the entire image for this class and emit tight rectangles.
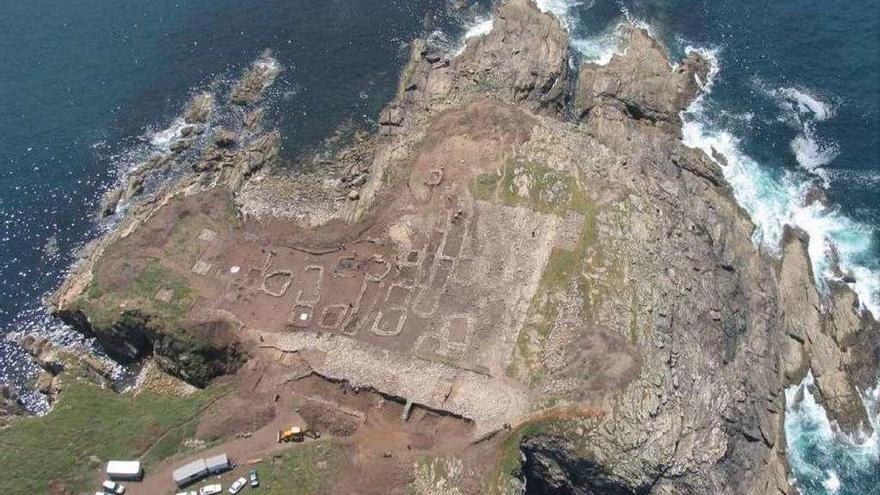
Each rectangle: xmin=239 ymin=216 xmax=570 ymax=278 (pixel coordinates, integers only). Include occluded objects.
xmin=230 ymin=50 xmax=281 ymax=105
xmin=184 ymin=92 xmax=215 ymax=124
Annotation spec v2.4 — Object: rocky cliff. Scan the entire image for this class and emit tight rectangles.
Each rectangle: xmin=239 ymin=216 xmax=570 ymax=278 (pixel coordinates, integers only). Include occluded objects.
xmin=368 ymin=1 xmax=878 ymax=493
xmin=42 ymin=1 xmax=877 ymax=494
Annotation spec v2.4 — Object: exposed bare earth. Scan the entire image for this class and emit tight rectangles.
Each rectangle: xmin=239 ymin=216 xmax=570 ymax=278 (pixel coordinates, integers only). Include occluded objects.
xmin=42 ymin=1 xmax=880 ymax=494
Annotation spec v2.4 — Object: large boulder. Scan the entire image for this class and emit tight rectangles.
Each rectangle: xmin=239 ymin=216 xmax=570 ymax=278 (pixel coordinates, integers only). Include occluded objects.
xmin=453 ymin=0 xmax=571 ymax=115
xmin=230 ymin=50 xmax=280 ymax=106
xmin=576 ymin=28 xmax=709 ymax=129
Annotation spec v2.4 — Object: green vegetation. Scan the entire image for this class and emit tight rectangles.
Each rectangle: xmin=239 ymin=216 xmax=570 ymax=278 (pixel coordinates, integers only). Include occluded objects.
xmin=0 ymin=379 xmax=223 ymax=495
xmin=471 ymin=158 xmax=589 ymax=214
xmin=480 ymin=161 xmax=636 ymax=385
xmin=628 ymin=292 xmax=639 ymax=344
xmin=78 ymin=260 xmax=194 ymax=330
xmin=469 ymin=171 xmax=501 ymax=201
xmin=489 ymin=420 xmax=556 ymax=495
xmin=165 ymin=214 xmax=212 ymax=268
xmin=489 ymin=416 xmax=602 ymax=495
xmin=474 ymin=158 xmax=602 ymax=381
xmin=140 ymin=416 xmax=201 ymax=468
xmin=246 ymin=441 xmax=344 ymax=495
xmin=131 ymin=262 xmax=194 ymax=321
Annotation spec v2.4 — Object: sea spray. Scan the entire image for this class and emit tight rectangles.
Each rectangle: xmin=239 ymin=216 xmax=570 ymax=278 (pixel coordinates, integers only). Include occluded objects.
xmin=770 ymin=85 xmax=840 ymax=183
xmin=571 ymin=22 xmax=626 ymax=66
xmin=784 ymin=372 xmax=880 ymax=495
xmin=450 ymin=15 xmax=494 ymax=57
xmin=535 ymin=0 xmax=585 ymax=26
xmin=679 ymin=46 xmax=880 ymax=319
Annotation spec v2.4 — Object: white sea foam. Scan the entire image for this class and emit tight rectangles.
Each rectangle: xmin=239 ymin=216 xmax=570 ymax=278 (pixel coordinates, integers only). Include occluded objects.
xmin=535 ymin=0 xmax=583 ymax=24
xmin=618 ymin=5 xmax=655 ymax=37
xmin=570 ymin=14 xmax=664 ymax=67
xmin=685 ymin=45 xmax=720 ymax=90
xmin=680 ymin=47 xmax=880 ymax=319
xmin=776 ymin=86 xmax=835 ymax=122
xmin=254 ymin=56 xmax=280 ymax=74
xmin=784 ymin=372 xmax=880 ymax=493
xmin=571 ymin=23 xmax=625 ymax=66
xmin=148 ymin=117 xmax=187 ymax=151
xmin=767 ymin=86 xmax=840 ymax=181
xmin=452 ymin=15 xmax=494 ymax=57
xmin=792 ymin=131 xmax=839 ymax=179
xmin=824 ymin=471 xmax=842 ymax=493
xmin=464 ymin=17 xmax=494 ymax=40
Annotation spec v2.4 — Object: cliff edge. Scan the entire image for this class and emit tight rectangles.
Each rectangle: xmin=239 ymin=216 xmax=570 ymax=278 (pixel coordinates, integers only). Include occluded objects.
xmin=43 ymin=1 xmax=878 ymax=494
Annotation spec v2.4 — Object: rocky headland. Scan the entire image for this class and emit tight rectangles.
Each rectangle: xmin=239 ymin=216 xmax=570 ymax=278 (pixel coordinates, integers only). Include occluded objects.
xmin=15 ymin=1 xmax=878 ymax=494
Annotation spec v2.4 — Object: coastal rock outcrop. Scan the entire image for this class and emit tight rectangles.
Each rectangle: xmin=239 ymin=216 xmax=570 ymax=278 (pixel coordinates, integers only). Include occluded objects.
xmin=0 ymin=385 xmax=25 ymax=426
xmin=54 ymin=309 xmax=244 ymax=388
xmin=452 ymin=0 xmax=571 ymax=115
xmin=230 ymin=50 xmax=281 ymax=106
xmin=18 ymin=334 xmax=114 ymax=404
xmin=43 ymin=2 xmax=878 ymax=494
xmin=575 ymin=28 xmax=708 ymax=129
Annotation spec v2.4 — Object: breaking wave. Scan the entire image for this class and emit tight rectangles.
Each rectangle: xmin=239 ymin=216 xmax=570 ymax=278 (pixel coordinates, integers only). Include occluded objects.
xmin=463 ymin=16 xmax=494 ymax=40
xmin=535 ymin=4 xmax=880 ymax=494
xmin=534 ymin=0 xmax=880 ymax=322
xmin=449 ymin=14 xmax=494 ymax=57
xmin=535 ymin=0 xmax=585 ymax=25
xmin=679 ymin=46 xmax=880 ymax=319
xmin=784 ymin=372 xmax=880 ymax=495
xmin=571 ymin=22 xmax=626 ymax=66
xmin=767 ymin=85 xmax=840 ymax=183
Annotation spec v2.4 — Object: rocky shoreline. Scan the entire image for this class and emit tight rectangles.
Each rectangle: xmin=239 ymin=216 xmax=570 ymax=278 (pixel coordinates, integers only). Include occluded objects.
xmin=11 ymin=1 xmax=879 ymax=494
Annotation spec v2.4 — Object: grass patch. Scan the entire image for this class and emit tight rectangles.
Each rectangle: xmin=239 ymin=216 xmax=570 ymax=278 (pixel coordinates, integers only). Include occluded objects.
xmin=129 ymin=262 xmax=194 ymax=323
xmin=165 ymin=215 xmax=212 ymax=269
xmin=140 ymin=417 xmax=201 ymax=469
xmin=489 ymin=421 xmax=554 ymax=495
xmin=471 ymin=159 xmax=586 ymax=215
xmin=0 ymin=379 xmax=223 ymax=495
xmin=246 ymin=441 xmax=343 ymax=495
xmin=510 ymin=195 xmax=599 ymax=383
xmin=488 ymin=410 xmax=604 ymax=495
xmin=469 ymin=172 xmax=501 ymax=200
xmin=78 ymin=260 xmax=194 ymax=330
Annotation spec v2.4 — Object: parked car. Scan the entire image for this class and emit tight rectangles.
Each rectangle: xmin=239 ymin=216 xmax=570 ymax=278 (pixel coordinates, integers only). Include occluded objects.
xmin=228 ymin=477 xmax=247 ymax=494
xmin=176 ymin=492 xmax=197 ymax=495
xmin=200 ymin=485 xmax=222 ymax=495
xmin=248 ymin=469 xmax=259 ymax=487
xmin=101 ymin=481 xmax=126 ymax=494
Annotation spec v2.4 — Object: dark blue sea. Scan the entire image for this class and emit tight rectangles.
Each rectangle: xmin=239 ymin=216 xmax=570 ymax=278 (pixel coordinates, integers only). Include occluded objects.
xmin=0 ymin=0 xmax=484 ymax=403
xmin=0 ymin=1 xmax=877 ymax=493
xmin=546 ymin=1 xmax=880 ymax=493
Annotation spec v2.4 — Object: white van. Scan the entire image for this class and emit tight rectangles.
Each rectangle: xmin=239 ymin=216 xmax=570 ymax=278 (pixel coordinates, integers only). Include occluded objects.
xmin=200 ymin=484 xmax=222 ymax=495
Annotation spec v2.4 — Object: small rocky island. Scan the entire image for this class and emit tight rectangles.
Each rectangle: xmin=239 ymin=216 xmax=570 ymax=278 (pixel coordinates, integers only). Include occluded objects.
xmin=5 ymin=1 xmax=877 ymax=494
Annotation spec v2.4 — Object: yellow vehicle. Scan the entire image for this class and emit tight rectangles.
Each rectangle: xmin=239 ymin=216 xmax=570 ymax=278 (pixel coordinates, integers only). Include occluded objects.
xmin=277 ymin=425 xmax=319 ymax=443
xmin=277 ymin=426 xmax=303 ymax=443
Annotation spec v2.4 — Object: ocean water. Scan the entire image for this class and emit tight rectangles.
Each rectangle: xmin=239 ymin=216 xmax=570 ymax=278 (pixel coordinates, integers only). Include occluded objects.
xmin=0 ymin=0 xmax=488 ymax=409
xmin=534 ymin=1 xmax=880 ymax=493
xmin=1 ymin=0 xmax=878 ymax=492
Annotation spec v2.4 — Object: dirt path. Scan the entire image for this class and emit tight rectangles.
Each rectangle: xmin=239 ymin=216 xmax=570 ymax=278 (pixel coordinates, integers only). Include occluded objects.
xmin=130 ymin=386 xmax=306 ymax=495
